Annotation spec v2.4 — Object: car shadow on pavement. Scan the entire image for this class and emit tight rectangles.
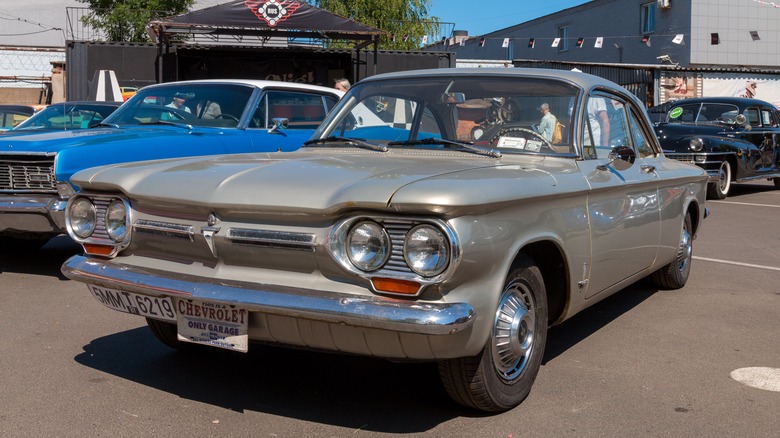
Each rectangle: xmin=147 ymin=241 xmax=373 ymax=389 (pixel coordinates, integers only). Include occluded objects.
xmin=543 ymin=279 xmax=658 ymax=364
xmin=75 ymin=326 xmax=471 ymax=432
xmin=0 ymin=235 xmax=81 ymax=280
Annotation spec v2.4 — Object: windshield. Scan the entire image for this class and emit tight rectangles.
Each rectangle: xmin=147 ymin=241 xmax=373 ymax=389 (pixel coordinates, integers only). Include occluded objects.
xmin=13 ymin=104 xmax=119 ymax=130
xmin=665 ymin=103 xmax=740 ymax=124
xmin=105 ymin=83 xmax=256 ymax=128
xmin=313 ymin=76 xmax=580 ymax=154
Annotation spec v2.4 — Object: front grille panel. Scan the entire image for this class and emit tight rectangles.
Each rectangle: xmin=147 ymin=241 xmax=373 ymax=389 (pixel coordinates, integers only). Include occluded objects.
xmin=0 ymin=155 xmax=56 ymax=192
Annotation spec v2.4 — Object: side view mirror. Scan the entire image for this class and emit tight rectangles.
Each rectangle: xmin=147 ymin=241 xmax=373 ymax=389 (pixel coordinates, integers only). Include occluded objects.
xmin=268 ymin=117 xmax=289 ymax=134
xmin=597 ymin=145 xmax=636 ymax=171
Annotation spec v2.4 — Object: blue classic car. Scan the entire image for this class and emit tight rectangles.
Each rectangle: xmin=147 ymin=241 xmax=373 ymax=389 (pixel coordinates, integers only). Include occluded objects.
xmin=0 ymin=79 xmax=342 ymax=246
xmin=653 ymin=96 xmax=780 ymax=199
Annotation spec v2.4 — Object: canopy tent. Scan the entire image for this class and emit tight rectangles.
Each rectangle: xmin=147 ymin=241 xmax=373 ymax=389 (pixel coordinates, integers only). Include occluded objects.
xmin=146 ymin=1 xmax=385 ymax=80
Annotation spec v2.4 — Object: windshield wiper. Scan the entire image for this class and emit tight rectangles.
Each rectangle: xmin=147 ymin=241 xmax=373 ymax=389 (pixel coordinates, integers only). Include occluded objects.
xmin=387 ymin=137 xmax=502 ymax=158
xmin=139 ymin=120 xmax=193 ymax=130
xmin=304 ymin=136 xmax=388 ymax=152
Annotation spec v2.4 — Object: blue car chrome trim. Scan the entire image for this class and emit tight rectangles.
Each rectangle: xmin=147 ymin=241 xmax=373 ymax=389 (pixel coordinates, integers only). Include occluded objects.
xmin=61 ymin=255 xmax=476 ymax=336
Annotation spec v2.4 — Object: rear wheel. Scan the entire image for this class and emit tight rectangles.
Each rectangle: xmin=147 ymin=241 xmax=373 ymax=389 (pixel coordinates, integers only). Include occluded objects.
xmin=706 ymin=160 xmax=731 ymax=199
xmin=438 ymin=255 xmax=548 ymax=412
xmin=651 ymin=213 xmax=693 ymax=289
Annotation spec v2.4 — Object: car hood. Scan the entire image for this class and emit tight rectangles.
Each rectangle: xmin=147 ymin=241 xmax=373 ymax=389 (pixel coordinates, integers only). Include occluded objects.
xmin=654 ymin=122 xmax=749 ymax=149
xmin=73 ymin=148 xmax=574 ymax=215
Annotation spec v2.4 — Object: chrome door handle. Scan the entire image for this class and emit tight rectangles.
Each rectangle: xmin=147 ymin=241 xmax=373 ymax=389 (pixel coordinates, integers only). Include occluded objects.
xmin=640 ymin=165 xmax=656 ymax=174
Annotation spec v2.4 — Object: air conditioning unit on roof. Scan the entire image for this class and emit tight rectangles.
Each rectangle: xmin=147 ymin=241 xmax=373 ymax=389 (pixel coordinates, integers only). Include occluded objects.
xmin=658 ymin=0 xmax=671 ymax=9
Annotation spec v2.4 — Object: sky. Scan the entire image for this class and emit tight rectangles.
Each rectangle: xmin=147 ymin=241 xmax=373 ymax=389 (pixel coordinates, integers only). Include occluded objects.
xmin=0 ymin=0 xmax=591 ymax=48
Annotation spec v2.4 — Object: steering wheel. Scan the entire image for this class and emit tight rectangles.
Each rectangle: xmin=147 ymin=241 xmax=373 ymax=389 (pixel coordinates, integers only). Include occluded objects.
xmin=488 ymin=127 xmax=554 ymax=152
xmin=215 ymin=113 xmax=239 ymax=122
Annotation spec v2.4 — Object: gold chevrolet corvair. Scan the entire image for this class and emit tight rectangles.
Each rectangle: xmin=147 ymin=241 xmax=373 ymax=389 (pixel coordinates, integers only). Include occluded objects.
xmin=61 ymin=68 xmax=708 ymax=412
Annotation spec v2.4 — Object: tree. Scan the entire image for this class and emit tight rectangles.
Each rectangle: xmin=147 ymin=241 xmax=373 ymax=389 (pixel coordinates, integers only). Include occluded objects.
xmin=310 ymin=0 xmax=441 ymax=50
xmin=78 ymin=0 xmax=194 ymax=43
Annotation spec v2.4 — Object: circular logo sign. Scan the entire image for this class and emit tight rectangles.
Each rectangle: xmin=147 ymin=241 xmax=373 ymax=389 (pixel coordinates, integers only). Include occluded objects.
xmin=669 ymin=107 xmax=684 ymax=119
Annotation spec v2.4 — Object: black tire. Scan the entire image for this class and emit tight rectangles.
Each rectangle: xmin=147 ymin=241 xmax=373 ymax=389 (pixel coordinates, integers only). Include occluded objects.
xmin=146 ymin=318 xmax=193 ymax=351
xmin=773 ymin=178 xmax=780 ymax=190
xmin=438 ymin=255 xmax=548 ymax=412
xmin=650 ymin=213 xmax=693 ymax=290
xmin=706 ymin=160 xmax=731 ymax=199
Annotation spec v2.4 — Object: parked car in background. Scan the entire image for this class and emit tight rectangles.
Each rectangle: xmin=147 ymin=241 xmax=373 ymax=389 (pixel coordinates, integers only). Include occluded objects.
xmin=4 ymin=101 xmax=122 ymax=135
xmin=0 ymin=79 xmax=342 ymax=247
xmin=61 ymin=68 xmax=708 ymax=412
xmin=0 ymin=104 xmax=40 ymax=131
xmin=654 ymin=96 xmax=780 ymax=199
xmin=120 ymin=86 xmax=139 ymax=101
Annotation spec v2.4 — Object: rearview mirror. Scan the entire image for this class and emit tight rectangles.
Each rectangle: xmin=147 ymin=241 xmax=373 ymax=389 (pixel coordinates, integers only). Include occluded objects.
xmin=440 ymin=92 xmax=466 ymax=104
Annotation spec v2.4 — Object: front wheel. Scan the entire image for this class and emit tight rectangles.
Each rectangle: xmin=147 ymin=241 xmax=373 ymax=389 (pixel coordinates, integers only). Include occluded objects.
xmin=650 ymin=213 xmax=693 ymax=289
xmin=438 ymin=255 xmax=548 ymax=412
xmin=707 ymin=160 xmax=731 ymax=199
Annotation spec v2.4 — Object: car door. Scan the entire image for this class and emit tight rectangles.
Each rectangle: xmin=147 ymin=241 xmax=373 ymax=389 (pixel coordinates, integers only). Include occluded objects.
xmin=577 ymin=92 xmax=661 ymax=298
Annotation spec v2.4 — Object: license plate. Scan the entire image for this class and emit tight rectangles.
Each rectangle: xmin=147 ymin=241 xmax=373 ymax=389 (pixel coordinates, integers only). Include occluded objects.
xmin=176 ymin=299 xmax=249 ymax=353
xmin=88 ymin=285 xmax=176 ymax=322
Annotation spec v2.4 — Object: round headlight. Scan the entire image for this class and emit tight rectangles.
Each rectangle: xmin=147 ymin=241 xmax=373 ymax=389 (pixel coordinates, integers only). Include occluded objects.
xmin=347 ymin=221 xmax=390 ymax=272
xmin=69 ymin=197 xmax=96 ymax=239
xmin=404 ymin=225 xmax=449 ymax=277
xmin=105 ymin=199 xmax=128 ymax=242
xmin=689 ymin=138 xmax=704 ymax=152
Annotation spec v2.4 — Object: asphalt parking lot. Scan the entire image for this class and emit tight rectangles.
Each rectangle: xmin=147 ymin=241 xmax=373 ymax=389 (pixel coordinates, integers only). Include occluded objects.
xmin=1 ymin=180 xmax=778 ymax=437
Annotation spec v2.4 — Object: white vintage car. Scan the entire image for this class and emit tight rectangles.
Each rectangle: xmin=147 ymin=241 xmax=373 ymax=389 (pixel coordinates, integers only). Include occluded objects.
xmin=62 ymin=68 xmax=708 ymax=412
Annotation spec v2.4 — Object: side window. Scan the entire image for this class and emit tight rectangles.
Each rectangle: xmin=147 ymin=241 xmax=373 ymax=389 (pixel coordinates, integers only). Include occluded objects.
xmin=761 ymin=109 xmax=774 ymax=126
xmin=628 ymin=107 xmax=656 ymax=158
xmin=253 ymin=91 xmax=333 ymax=130
xmin=744 ymin=108 xmax=760 ymax=126
xmin=583 ymin=94 xmax=632 ymax=159
xmin=418 ymin=105 xmax=442 ymax=138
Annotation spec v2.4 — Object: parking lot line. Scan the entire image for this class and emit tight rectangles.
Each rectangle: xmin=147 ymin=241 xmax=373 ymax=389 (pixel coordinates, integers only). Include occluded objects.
xmin=709 ymin=200 xmax=780 ymax=208
xmin=693 ymin=256 xmax=780 ymax=272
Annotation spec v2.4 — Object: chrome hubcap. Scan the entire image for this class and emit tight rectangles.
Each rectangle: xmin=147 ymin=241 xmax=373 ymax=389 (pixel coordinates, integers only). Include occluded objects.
xmin=492 ymin=280 xmax=536 ymax=381
xmin=677 ymin=224 xmax=692 ymax=273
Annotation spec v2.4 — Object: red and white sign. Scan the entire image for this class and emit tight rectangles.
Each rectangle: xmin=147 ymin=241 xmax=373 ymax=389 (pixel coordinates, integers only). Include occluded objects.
xmin=245 ymin=0 xmax=300 ymax=27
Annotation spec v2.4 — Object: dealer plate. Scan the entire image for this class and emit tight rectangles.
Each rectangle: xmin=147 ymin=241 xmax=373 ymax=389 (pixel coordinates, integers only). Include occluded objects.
xmin=87 ymin=285 xmax=176 ymax=322
xmin=176 ymin=299 xmax=249 ymax=353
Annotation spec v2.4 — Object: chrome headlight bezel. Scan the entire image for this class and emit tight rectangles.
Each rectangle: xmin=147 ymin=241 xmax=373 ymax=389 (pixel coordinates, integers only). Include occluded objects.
xmin=67 ymin=196 xmax=97 ymax=239
xmin=328 ymin=216 xmax=460 ymax=296
xmin=403 ymin=224 xmax=450 ymax=277
xmin=105 ymin=199 xmax=129 ymax=242
xmin=346 ymin=220 xmax=391 ymax=272
xmin=688 ymin=137 xmax=705 ymax=152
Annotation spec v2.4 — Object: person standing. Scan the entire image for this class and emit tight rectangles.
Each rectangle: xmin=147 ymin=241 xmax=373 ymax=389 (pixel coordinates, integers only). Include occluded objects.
xmin=538 ymin=103 xmax=557 ymax=142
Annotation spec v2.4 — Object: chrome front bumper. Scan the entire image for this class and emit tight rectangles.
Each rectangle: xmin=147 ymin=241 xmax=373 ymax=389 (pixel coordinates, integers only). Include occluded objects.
xmin=0 ymin=193 xmax=67 ymax=233
xmin=61 ymin=255 xmax=476 ymax=336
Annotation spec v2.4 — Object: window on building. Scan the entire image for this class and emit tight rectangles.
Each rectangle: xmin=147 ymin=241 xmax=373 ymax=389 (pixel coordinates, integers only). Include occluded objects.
xmin=558 ymin=26 xmax=569 ymax=52
xmin=641 ymin=2 xmax=656 ymax=34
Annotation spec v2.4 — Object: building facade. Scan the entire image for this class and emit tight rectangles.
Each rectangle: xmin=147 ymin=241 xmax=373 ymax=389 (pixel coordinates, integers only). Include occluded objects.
xmin=444 ymin=0 xmax=780 ymax=107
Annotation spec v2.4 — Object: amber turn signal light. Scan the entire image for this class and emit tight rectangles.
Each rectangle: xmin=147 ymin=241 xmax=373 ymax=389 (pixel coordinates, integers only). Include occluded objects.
xmin=83 ymin=243 xmax=115 ymax=256
xmin=371 ymin=277 xmax=421 ymax=295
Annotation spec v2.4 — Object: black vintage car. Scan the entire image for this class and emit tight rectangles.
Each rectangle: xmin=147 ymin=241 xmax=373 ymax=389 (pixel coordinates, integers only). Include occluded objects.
xmin=654 ymin=97 xmax=780 ymax=199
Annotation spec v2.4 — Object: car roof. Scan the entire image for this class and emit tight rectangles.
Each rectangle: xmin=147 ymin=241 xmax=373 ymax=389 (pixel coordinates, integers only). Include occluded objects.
xmin=359 ymin=67 xmax=622 ymax=91
xmin=141 ymin=79 xmax=343 ymax=97
xmin=665 ymin=96 xmax=776 ymax=108
xmin=45 ymin=101 xmax=123 ymax=107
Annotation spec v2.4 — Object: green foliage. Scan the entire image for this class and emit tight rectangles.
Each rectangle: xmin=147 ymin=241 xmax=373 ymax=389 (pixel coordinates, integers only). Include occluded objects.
xmin=310 ymin=0 xmax=441 ymax=50
xmin=78 ymin=0 xmax=194 ymax=42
